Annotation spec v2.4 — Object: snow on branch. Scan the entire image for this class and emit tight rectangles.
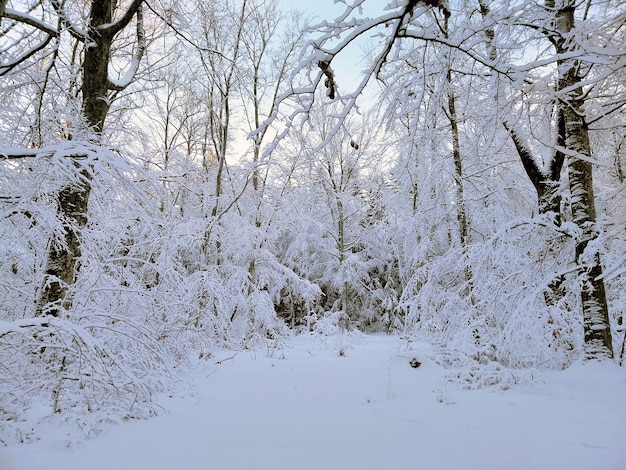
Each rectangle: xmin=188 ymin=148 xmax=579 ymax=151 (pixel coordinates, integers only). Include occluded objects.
xmin=98 ymin=0 xmax=144 ymax=36
xmin=0 ymin=142 xmax=103 ymax=160
xmin=252 ymin=0 xmax=453 ymax=159
xmin=3 ymin=8 xmax=58 ymax=36
xmin=49 ymin=0 xmax=88 ymax=40
xmin=0 ymin=8 xmax=59 ymax=76
xmin=0 ymin=36 xmax=56 ymax=76
xmin=0 ymin=317 xmax=54 ymax=338
xmin=107 ymin=4 xmax=146 ymax=91
xmin=2 ymin=140 xmax=163 ymax=193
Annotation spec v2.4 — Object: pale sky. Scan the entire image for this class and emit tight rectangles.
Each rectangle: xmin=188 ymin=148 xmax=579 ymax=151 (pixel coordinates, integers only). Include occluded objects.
xmin=279 ymin=0 xmax=390 ymax=95
xmin=281 ymin=0 xmax=389 ymax=20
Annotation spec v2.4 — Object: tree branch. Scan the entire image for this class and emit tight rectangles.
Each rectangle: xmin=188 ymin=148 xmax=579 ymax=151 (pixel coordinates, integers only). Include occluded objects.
xmin=107 ymin=4 xmax=146 ymax=91
xmin=503 ymin=121 xmax=545 ymax=196
xmin=3 ymin=8 xmax=58 ymax=36
xmin=50 ymin=0 xmax=87 ymax=41
xmin=0 ymin=33 xmax=55 ymax=76
xmin=101 ymin=0 xmax=145 ymax=36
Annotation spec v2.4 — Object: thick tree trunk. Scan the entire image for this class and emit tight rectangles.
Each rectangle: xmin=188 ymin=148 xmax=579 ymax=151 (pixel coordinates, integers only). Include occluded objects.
xmin=0 ymin=0 xmax=8 ymax=20
xmin=36 ymin=1 xmax=123 ymax=316
xmin=551 ymin=1 xmax=613 ymax=359
xmin=564 ymin=107 xmax=613 ymax=359
xmin=36 ymin=174 xmax=91 ymax=316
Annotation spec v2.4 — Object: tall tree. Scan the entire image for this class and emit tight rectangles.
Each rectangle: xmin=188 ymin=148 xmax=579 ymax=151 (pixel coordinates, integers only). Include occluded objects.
xmin=437 ymin=14 xmax=476 ymax=299
xmin=1 ymin=1 xmax=148 ymax=316
xmin=546 ymin=0 xmax=613 ymax=358
xmin=39 ymin=0 xmax=146 ymax=316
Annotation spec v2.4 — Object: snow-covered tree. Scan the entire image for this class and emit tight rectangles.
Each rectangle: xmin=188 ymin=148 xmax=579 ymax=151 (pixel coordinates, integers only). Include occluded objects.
xmin=260 ymin=0 xmax=625 ymax=362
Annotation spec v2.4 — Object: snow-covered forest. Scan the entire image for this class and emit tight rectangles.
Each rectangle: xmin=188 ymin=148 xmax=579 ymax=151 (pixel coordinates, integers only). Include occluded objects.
xmin=1 ymin=0 xmax=625 ymax=456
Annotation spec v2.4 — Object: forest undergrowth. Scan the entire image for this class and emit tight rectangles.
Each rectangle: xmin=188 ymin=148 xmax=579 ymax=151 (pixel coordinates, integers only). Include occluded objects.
xmin=1 ymin=0 xmax=625 ymax=448
xmin=1 ymin=143 xmax=624 ymax=444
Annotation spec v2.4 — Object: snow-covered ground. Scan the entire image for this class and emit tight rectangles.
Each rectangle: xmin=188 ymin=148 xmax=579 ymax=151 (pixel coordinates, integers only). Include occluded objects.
xmin=2 ymin=334 xmax=625 ymax=470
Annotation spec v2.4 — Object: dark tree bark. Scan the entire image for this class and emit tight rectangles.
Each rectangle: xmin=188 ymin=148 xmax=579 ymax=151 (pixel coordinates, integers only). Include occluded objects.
xmin=503 ymin=116 xmax=564 ymax=220
xmin=36 ymin=178 xmax=91 ymax=316
xmin=82 ymin=3 xmax=115 ymax=135
xmin=81 ymin=0 xmax=145 ymax=134
xmin=36 ymin=0 xmax=145 ymax=316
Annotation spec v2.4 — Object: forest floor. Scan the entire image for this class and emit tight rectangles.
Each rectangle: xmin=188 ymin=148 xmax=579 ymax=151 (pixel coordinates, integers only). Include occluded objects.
xmin=2 ymin=333 xmax=626 ymax=470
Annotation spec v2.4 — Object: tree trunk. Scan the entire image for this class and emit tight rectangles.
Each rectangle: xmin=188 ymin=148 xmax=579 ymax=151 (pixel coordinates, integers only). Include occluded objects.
xmin=37 ymin=1 xmax=111 ymax=316
xmin=336 ymin=195 xmax=351 ymax=320
xmin=614 ymin=137 xmax=625 ymax=184
xmin=551 ymin=0 xmax=613 ymax=359
xmin=442 ymin=18 xmax=473 ymax=301
xmin=36 ymin=174 xmax=91 ymax=316
xmin=447 ymin=85 xmax=469 ymax=250
xmin=564 ymin=110 xmax=613 ymax=359
xmin=37 ymin=0 xmax=142 ymax=316
xmin=82 ymin=8 xmax=113 ymax=135
xmin=503 ymin=119 xmax=563 ymax=218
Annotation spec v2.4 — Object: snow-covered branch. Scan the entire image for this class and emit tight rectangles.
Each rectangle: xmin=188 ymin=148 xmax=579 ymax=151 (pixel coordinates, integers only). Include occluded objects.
xmin=0 ymin=142 xmax=103 ymax=160
xmin=100 ymin=0 xmax=145 ymax=36
xmin=107 ymin=4 xmax=146 ymax=91
xmin=50 ymin=0 xmax=88 ymax=40
xmin=0 ymin=34 xmax=56 ymax=76
xmin=3 ymin=8 xmax=58 ymax=36
xmin=0 ymin=7 xmax=60 ymax=76
xmin=253 ymin=0 xmax=457 ymax=159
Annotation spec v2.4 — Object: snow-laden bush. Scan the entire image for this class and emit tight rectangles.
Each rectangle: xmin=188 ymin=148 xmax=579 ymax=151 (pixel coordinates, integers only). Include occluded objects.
xmin=0 ymin=148 xmax=173 ymax=443
xmin=402 ymin=215 xmax=582 ymax=370
xmin=0 ymin=314 xmax=169 ymax=444
xmin=0 ymin=145 xmax=322 ymax=443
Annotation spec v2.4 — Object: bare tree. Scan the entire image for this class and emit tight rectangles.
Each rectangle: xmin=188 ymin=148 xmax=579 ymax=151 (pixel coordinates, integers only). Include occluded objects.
xmin=39 ymin=0 xmax=146 ymax=316
xmin=438 ymin=15 xmax=473 ymax=296
xmin=239 ymin=3 xmax=304 ymax=192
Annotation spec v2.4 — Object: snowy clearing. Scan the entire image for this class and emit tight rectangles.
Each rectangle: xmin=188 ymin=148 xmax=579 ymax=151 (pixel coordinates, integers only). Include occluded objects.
xmin=2 ymin=334 xmax=625 ymax=470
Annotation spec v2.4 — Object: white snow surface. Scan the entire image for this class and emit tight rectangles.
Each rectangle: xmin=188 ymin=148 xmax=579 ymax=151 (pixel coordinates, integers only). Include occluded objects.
xmin=3 ymin=333 xmax=625 ymax=470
